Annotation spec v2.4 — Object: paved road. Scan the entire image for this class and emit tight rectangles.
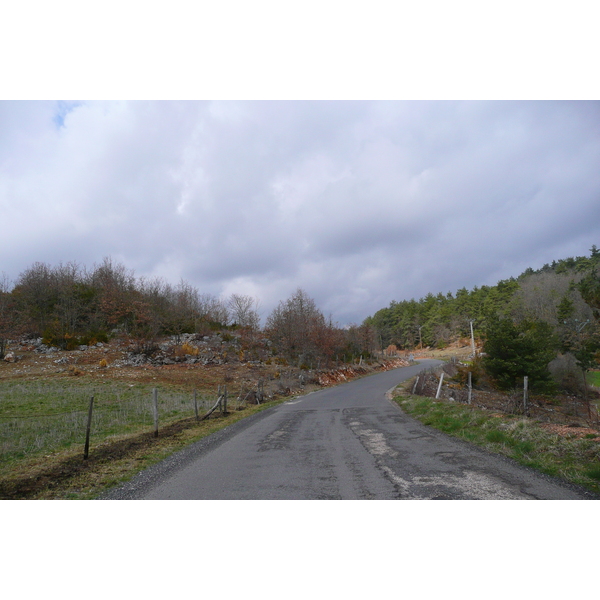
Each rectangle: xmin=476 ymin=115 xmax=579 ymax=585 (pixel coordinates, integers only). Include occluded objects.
xmin=104 ymin=360 xmax=594 ymax=500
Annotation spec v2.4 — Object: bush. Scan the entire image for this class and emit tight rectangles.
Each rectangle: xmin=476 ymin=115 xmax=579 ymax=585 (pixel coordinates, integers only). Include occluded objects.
xmin=549 ymin=353 xmax=585 ymax=394
xmin=42 ymin=329 xmax=78 ymax=350
xmin=79 ymin=331 xmax=109 ymax=346
xmin=451 ymin=356 xmax=484 ymax=386
xmin=42 ymin=328 xmax=109 ymax=350
xmin=173 ymin=342 xmax=199 ymax=358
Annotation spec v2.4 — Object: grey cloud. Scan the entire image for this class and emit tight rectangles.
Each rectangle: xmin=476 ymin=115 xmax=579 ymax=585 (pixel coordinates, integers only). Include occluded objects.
xmin=1 ymin=100 xmax=599 ymax=325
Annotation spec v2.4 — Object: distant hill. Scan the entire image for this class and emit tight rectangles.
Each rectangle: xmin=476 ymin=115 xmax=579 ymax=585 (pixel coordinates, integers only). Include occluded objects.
xmin=364 ymin=246 xmax=600 ymax=351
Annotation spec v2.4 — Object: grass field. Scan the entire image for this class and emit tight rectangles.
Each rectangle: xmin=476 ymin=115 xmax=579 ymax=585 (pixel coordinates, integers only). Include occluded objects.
xmin=0 ymin=379 xmax=221 ymax=476
xmin=396 ymin=393 xmax=600 ymax=496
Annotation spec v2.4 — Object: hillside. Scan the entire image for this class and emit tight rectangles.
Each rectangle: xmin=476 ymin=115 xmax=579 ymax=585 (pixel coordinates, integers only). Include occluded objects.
xmin=364 ymin=246 xmax=600 ymax=351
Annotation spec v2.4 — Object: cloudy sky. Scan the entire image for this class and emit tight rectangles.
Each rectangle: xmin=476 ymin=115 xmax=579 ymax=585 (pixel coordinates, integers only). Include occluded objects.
xmin=1 ymin=100 xmax=599 ymax=325
xmin=1 ymin=3 xmax=599 ymax=326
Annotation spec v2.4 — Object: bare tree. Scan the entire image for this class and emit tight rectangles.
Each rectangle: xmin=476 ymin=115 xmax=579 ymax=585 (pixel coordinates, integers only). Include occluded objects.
xmin=511 ymin=271 xmax=593 ymax=327
xmin=160 ymin=279 xmax=200 ymax=342
xmin=13 ymin=262 xmax=56 ymax=334
xmin=90 ymin=257 xmax=138 ymax=333
xmin=228 ymin=294 xmax=260 ymax=331
xmin=266 ymin=288 xmax=331 ymax=365
xmin=197 ymin=293 xmax=230 ymax=330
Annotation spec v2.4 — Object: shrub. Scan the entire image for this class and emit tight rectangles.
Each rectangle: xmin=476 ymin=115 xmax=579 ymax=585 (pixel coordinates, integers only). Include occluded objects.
xmin=549 ymin=353 xmax=585 ymax=394
xmin=79 ymin=331 xmax=109 ymax=346
xmin=181 ymin=342 xmax=199 ymax=356
xmin=451 ymin=356 xmax=484 ymax=386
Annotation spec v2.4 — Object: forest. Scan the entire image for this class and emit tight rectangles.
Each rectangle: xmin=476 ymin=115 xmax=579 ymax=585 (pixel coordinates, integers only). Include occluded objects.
xmin=364 ymin=246 xmax=600 ymax=394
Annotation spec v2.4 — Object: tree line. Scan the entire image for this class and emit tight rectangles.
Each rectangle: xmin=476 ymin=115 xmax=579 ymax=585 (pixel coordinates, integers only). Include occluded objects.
xmin=364 ymin=246 xmax=600 ymax=394
xmin=0 ymin=258 xmax=377 ymax=367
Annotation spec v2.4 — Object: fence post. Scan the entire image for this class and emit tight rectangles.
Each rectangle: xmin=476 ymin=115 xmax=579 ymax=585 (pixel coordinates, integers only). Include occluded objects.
xmin=153 ymin=387 xmax=159 ymax=437
xmin=83 ymin=395 xmax=94 ymax=460
xmin=412 ymin=376 xmax=419 ymax=394
xmin=193 ymin=389 xmax=199 ymax=421
xmin=468 ymin=372 xmax=472 ymax=405
xmin=523 ymin=376 xmax=529 ymax=416
xmin=224 ymin=386 xmax=228 ymax=414
xmin=435 ymin=372 xmax=444 ymax=399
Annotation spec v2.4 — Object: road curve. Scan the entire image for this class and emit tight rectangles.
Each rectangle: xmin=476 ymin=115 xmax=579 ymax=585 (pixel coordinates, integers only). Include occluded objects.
xmin=103 ymin=360 xmax=593 ymax=500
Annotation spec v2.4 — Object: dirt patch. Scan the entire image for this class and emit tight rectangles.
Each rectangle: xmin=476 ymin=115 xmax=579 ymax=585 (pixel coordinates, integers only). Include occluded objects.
xmin=317 ymin=358 xmax=409 ymax=386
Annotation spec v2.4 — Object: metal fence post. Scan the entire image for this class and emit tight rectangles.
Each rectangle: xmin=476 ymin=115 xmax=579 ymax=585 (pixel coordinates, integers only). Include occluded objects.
xmin=468 ymin=372 xmax=472 ymax=405
xmin=435 ymin=373 xmax=444 ymax=399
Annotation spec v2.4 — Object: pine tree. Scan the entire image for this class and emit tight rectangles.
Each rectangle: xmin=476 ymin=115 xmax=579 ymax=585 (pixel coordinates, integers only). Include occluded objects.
xmin=482 ymin=319 xmax=557 ymax=392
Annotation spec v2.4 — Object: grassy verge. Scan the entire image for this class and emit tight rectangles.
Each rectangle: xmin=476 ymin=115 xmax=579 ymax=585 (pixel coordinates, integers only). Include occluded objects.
xmin=587 ymin=370 xmax=600 ymax=388
xmin=394 ymin=393 xmax=600 ymax=496
xmin=0 ymin=397 xmax=287 ymax=499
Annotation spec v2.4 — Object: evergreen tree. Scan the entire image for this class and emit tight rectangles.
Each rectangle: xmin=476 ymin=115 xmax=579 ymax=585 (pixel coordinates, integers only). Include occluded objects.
xmin=578 ymin=246 xmax=600 ymax=321
xmin=482 ymin=319 xmax=558 ymax=392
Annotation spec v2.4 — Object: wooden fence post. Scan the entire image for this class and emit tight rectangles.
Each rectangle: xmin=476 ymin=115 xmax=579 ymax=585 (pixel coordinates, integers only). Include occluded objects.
xmin=201 ymin=392 xmax=224 ymax=421
xmin=193 ymin=389 xmax=199 ymax=421
xmin=523 ymin=376 xmax=529 ymax=416
xmin=83 ymin=395 xmax=94 ymax=460
xmin=256 ymin=380 xmax=262 ymax=405
xmin=153 ymin=387 xmax=159 ymax=437
xmin=223 ymin=386 xmax=228 ymax=414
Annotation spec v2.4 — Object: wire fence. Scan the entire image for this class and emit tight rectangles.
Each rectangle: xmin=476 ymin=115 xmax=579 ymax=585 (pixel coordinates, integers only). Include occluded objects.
xmin=0 ymin=383 xmax=231 ymax=465
xmin=410 ymin=366 xmax=600 ymax=425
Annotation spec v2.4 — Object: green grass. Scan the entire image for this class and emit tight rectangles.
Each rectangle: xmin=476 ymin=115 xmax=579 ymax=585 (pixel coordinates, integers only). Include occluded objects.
xmin=0 ymin=395 xmax=289 ymax=499
xmin=395 ymin=394 xmax=600 ymax=496
xmin=0 ymin=379 xmax=220 ymax=473
xmin=587 ymin=370 xmax=600 ymax=387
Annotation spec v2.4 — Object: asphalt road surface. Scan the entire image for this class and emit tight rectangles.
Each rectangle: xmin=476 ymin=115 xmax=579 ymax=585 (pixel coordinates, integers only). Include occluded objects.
xmin=104 ymin=360 xmax=594 ymax=500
